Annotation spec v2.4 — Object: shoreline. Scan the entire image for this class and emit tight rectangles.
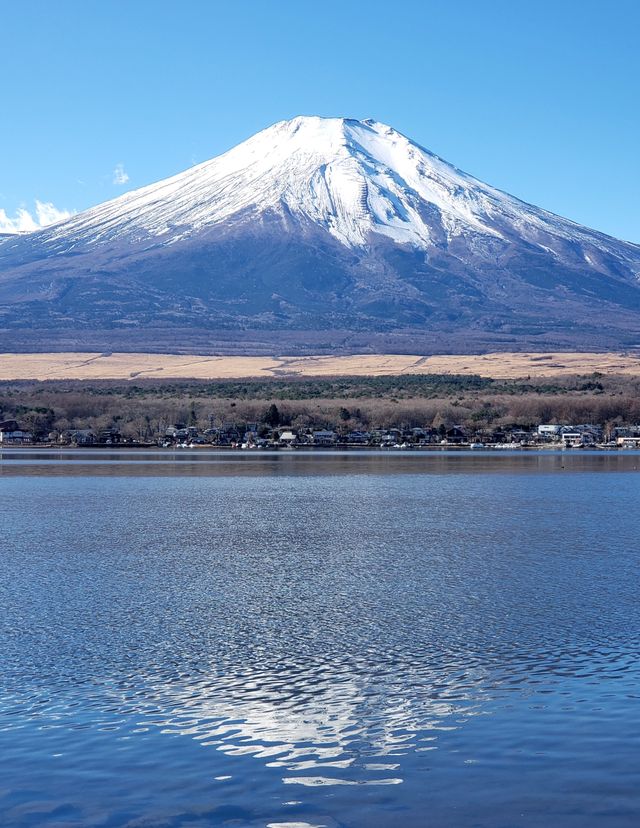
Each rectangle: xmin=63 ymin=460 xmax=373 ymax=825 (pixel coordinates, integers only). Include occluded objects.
xmin=1 ymin=443 xmax=636 ymax=452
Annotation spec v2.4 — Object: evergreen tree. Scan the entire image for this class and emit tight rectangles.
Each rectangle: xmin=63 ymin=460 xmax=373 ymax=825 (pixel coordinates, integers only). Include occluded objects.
xmin=263 ymin=403 xmax=281 ymax=427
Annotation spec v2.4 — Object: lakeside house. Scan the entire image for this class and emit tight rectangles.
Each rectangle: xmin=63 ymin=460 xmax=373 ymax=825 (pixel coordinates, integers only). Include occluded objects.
xmin=312 ymin=429 xmax=338 ymax=446
xmin=538 ymin=424 xmax=562 ymax=437
xmin=69 ymin=429 xmax=97 ymax=446
xmin=616 ymin=435 xmax=640 ymax=448
xmin=0 ymin=420 xmax=33 ymax=445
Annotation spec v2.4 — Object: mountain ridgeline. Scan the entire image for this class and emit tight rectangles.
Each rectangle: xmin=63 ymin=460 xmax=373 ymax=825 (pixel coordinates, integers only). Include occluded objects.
xmin=1 ymin=116 xmax=639 ymax=354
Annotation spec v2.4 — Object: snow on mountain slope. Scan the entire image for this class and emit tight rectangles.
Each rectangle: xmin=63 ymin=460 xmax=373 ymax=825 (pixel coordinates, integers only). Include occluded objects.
xmin=18 ymin=116 xmax=638 ymax=273
xmin=2 ymin=116 xmax=640 ymax=356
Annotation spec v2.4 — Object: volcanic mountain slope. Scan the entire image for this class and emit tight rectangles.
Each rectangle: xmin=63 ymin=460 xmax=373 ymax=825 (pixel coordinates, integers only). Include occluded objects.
xmin=1 ymin=116 xmax=639 ymax=354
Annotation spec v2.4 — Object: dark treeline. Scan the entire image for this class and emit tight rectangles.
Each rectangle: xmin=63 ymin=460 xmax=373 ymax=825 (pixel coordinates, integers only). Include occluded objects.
xmin=1 ymin=373 xmax=640 ymax=441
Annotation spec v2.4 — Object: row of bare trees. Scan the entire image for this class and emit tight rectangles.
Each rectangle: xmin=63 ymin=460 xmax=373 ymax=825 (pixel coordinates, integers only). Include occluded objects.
xmin=2 ymin=378 xmax=640 ymax=440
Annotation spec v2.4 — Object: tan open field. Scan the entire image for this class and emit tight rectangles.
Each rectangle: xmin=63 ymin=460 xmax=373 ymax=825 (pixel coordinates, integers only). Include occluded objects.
xmin=1 ymin=351 xmax=640 ymax=381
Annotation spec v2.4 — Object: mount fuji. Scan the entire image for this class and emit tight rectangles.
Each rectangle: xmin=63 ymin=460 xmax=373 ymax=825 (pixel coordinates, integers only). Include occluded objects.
xmin=1 ymin=116 xmax=640 ymax=354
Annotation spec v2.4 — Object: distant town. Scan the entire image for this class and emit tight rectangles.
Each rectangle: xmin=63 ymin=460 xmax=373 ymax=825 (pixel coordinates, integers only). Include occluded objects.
xmin=3 ymin=415 xmax=640 ymax=450
xmin=3 ymin=371 xmax=640 ymax=452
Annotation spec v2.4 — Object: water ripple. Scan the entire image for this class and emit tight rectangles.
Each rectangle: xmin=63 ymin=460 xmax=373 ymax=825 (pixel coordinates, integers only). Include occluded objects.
xmin=1 ymin=463 xmax=640 ymax=825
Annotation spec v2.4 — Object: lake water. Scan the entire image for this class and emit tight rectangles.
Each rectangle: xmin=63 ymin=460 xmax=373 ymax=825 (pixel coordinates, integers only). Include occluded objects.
xmin=1 ymin=449 xmax=639 ymax=827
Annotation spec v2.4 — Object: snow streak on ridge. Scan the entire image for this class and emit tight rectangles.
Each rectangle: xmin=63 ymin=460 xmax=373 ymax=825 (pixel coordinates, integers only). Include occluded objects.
xmin=13 ymin=116 xmax=640 ymax=279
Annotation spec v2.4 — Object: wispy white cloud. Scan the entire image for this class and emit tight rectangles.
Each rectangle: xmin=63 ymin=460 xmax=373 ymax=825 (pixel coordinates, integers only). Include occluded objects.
xmin=0 ymin=200 xmax=74 ymax=234
xmin=35 ymin=200 xmax=74 ymax=226
xmin=113 ymin=163 xmax=129 ymax=185
xmin=0 ymin=207 xmax=37 ymax=233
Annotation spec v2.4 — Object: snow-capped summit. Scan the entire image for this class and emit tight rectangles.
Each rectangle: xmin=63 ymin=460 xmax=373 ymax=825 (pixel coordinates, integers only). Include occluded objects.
xmin=1 ymin=116 xmax=640 ymax=355
xmin=32 ymin=115 xmax=500 ymax=248
xmin=20 ymin=116 xmax=637 ymax=265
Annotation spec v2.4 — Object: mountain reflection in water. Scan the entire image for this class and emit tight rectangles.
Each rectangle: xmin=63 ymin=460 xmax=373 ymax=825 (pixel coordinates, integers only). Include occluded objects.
xmin=1 ymin=453 xmax=639 ymax=827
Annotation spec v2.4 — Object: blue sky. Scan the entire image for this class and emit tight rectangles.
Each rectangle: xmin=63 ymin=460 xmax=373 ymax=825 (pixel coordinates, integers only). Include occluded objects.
xmin=1 ymin=0 xmax=639 ymax=241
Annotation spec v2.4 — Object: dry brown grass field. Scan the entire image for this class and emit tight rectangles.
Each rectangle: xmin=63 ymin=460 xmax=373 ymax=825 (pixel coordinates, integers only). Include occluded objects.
xmin=1 ymin=351 xmax=640 ymax=381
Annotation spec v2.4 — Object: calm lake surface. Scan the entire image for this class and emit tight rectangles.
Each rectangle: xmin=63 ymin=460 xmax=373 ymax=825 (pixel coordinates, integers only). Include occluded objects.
xmin=1 ymin=449 xmax=639 ymax=827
